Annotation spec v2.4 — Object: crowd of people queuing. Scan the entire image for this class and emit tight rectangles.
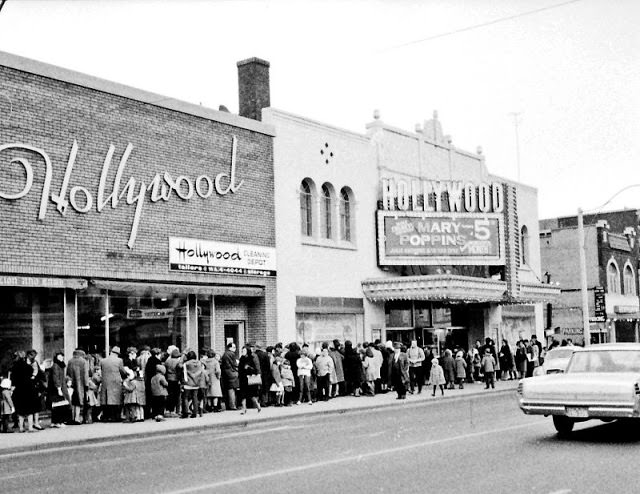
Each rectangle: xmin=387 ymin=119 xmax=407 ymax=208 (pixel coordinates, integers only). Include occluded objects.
xmin=0 ymin=334 xmax=558 ymax=433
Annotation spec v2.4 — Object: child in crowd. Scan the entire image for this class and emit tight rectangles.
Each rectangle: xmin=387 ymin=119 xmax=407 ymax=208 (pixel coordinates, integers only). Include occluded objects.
xmin=87 ymin=366 xmax=102 ymax=423
xmin=123 ymin=369 xmax=145 ymax=422
xmin=429 ymin=358 xmax=446 ymax=397
xmin=269 ymin=357 xmax=284 ymax=406
xmin=150 ymin=364 xmax=168 ymax=421
xmin=1 ymin=378 xmax=15 ymax=433
xmin=454 ymin=351 xmax=467 ymax=389
xmin=481 ymin=349 xmax=496 ymax=389
xmin=280 ymin=359 xmax=295 ymax=406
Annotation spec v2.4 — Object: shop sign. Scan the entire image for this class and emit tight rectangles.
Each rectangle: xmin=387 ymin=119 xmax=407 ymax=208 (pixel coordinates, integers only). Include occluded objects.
xmin=169 ymin=237 xmax=276 ymax=277
xmin=381 ymin=178 xmax=504 ymax=213
xmin=127 ymin=308 xmax=174 ymax=320
xmin=0 ymin=136 xmax=244 ymax=249
xmin=0 ymin=275 xmax=87 ymax=289
xmin=377 ymin=211 xmax=504 ymax=266
xmin=593 ymin=286 xmax=606 ymax=319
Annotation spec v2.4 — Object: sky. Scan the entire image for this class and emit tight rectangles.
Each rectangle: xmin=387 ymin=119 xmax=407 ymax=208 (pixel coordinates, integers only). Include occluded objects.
xmin=0 ymin=0 xmax=638 ymax=220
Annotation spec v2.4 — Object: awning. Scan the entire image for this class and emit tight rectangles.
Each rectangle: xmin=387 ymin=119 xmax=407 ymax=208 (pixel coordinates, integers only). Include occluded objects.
xmin=362 ymin=275 xmax=560 ymax=304
xmin=89 ymin=280 xmax=264 ymax=298
xmin=0 ymin=275 xmax=87 ymax=290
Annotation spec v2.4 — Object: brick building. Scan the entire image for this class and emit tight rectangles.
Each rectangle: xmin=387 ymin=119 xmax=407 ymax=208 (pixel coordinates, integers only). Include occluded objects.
xmin=540 ymin=209 xmax=640 ymax=344
xmin=0 ymin=51 xmax=277 ymax=368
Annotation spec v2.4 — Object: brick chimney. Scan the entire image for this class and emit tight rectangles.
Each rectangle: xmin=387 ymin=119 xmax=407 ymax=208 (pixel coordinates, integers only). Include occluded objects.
xmin=237 ymin=57 xmax=270 ymax=121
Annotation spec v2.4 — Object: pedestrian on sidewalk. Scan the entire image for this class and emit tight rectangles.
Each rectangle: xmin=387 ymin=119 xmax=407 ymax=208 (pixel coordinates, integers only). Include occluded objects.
xmin=481 ymin=349 xmax=496 ymax=389
xmin=100 ymin=346 xmax=127 ymax=423
xmin=48 ymin=352 xmax=71 ymax=427
xmin=239 ymin=344 xmax=262 ymax=414
xmin=362 ymin=346 xmax=378 ymax=396
xmin=429 ymin=358 xmax=446 ymax=396
xmin=442 ymin=349 xmax=456 ymax=390
xmin=203 ymin=350 xmax=223 ymax=413
xmin=122 ymin=369 xmax=144 ymax=422
xmin=280 ymin=359 xmax=295 ymax=406
xmin=390 ymin=342 xmax=410 ymax=400
xmin=269 ymin=354 xmax=284 ymax=406
xmin=406 ymin=340 xmax=425 ymax=394
xmin=315 ymin=345 xmax=334 ymax=401
xmin=12 ymin=350 xmax=44 ymax=432
xmin=1 ymin=378 xmax=15 ymax=433
xmin=150 ymin=364 xmax=168 ymax=421
xmin=329 ymin=340 xmax=345 ymax=397
xmin=164 ymin=348 xmax=182 ymax=416
xmin=67 ymin=349 xmax=89 ymax=425
xmin=296 ymin=349 xmax=313 ymax=405
xmin=220 ymin=342 xmax=240 ymax=411
xmin=343 ymin=340 xmax=364 ymax=397
xmin=454 ymin=351 xmax=467 ymax=389
xmin=182 ymin=351 xmax=205 ymax=418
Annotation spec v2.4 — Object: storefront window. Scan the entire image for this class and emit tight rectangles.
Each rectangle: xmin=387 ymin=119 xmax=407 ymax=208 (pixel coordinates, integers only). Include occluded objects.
xmin=109 ymin=291 xmax=187 ymax=352
xmin=197 ymin=297 xmax=213 ymax=353
xmin=0 ymin=288 xmax=64 ymax=370
xmin=78 ymin=292 xmax=107 ymax=357
xmin=414 ymin=302 xmax=432 ymax=327
xmin=385 ymin=301 xmax=413 ymax=328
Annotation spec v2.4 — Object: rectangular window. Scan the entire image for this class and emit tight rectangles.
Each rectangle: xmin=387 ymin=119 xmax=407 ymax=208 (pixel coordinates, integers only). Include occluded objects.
xmin=324 ymin=195 xmax=332 ymax=238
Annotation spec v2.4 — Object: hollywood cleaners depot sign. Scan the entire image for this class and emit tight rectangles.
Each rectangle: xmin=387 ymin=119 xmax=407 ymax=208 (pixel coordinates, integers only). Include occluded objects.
xmin=377 ymin=178 xmax=505 ymax=266
xmin=169 ymin=237 xmax=276 ymax=277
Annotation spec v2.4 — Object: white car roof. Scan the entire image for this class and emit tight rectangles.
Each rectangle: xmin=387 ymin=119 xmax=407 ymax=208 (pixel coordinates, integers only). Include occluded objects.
xmin=574 ymin=343 xmax=640 ymax=352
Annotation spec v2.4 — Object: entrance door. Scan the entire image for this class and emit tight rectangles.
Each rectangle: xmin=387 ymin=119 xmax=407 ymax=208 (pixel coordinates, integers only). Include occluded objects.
xmin=224 ymin=321 xmax=245 ymax=353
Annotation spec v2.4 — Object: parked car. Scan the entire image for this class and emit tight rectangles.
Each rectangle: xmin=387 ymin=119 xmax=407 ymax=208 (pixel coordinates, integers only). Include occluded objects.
xmin=517 ymin=343 xmax=640 ymax=436
xmin=533 ymin=347 xmax=575 ymax=376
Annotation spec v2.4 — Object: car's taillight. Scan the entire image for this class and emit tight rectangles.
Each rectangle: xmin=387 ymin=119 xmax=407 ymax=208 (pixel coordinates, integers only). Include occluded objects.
xmin=517 ymin=382 xmax=523 ymax=396
xmin=635 ymin=383 xmax=640 ymax=396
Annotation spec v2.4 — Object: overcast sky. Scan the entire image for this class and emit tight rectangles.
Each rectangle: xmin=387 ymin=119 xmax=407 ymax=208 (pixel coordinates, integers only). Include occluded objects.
xmin=0 ymin=0 xmax=638 ymax=220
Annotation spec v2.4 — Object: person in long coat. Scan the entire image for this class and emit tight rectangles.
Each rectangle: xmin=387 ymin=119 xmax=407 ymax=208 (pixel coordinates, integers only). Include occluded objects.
xmin=48 ymin=352 xmax=71 ymax=427
xmin=343 ymin=340 xmax=364 ymax=397
xmin=202 ymin=350 xmax=223 ymax=412
xmin=220 ymin=342 xmax=239 ymax=411
xmin=238 ymin=345 xmax=261 ymax=414
xmin=429 ymin=358 xmax=446 ymax=396
xmin=67 ymin=349 xmax=89 ymax=424
xmin=441 ymin=349 xmax=456 ymax=389
xmin=100 ymin=347 xmax=127 ymax=422
xmin=390 ymin=342 xmax=410 ymax=399
xmin=329 ymin=340 xmax=345 ymax=397
xmin=12 ymin=350 xmax=43 ymax=432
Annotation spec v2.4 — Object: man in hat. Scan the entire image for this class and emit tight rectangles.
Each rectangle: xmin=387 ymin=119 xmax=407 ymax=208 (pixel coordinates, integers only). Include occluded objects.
xmin=390 ymin=342 xmax=410 ymax=399
xmin=100 ymin=346 xmax=127 ymax=421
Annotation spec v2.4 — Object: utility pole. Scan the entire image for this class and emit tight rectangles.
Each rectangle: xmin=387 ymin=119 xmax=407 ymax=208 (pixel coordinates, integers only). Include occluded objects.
xmin=577 ymin=208 xmax=590 ymax=346
xmin=509 ymin=112 xmax=522 ymax=182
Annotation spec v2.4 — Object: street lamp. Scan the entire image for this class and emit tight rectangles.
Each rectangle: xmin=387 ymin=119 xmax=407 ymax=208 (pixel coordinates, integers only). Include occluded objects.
xmin=577 ymin=184 xmax=640 ymax=346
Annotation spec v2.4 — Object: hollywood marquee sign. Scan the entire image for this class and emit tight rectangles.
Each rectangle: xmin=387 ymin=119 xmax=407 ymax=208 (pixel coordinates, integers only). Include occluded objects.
xmin=377 ymin=178 xmax=505 ymax=266
xmin=0 ymin=136 xmax=244 ymax=248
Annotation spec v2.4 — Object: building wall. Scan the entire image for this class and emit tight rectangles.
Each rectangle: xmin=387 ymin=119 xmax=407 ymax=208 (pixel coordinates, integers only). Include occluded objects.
xmin=263 ymin=108 xmax=382 ymax=344
xmin=0 ymin=62 xmax=275 ymax=285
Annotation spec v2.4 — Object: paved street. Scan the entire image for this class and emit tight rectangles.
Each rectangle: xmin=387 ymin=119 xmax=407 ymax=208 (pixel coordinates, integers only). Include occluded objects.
xmin=1 ymin=391 xmax=638 ymax=494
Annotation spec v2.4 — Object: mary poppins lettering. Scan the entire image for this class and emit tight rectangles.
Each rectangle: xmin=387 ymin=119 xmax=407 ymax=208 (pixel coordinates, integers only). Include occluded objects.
xmin=0 ymin=136 xmax=243 ymax=248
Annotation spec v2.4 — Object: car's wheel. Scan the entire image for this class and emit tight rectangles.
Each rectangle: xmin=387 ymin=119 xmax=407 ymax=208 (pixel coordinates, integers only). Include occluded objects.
xmin=553 ymin=415 xmax=574 ymax=437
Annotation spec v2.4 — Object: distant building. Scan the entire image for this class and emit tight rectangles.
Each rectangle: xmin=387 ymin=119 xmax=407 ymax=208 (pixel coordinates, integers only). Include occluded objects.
xmin=540 ymin=209 xmax=640 ymax=344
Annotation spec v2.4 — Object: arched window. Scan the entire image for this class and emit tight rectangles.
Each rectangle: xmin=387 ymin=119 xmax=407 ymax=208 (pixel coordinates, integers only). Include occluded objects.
xmin=623 ymin=263 xmax=635 ymax=295
xmin=339 ymin=187 xmax=352 ymax=242
xmin=322 ymin=183 xmax=332 ymax=239
xmin=520 ymin=225 xmax=529 ymax=266
xmin=300 ymin=179 xmax=313 ymax=237
xmin=607 ymin=260 xmax=620 ymax=294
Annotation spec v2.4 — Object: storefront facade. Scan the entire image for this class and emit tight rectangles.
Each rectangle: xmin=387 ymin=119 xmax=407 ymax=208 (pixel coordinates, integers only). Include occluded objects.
xmin=264 ymin=101 xmax=557 ymax=350
xmin=0 ymin=52 xmax=277 ymax=368
xmin=540 ymin=209 xmax=640 ymax=345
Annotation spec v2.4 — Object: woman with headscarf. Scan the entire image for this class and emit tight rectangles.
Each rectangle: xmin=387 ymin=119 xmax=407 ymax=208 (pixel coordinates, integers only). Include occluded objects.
xmin=48 ymin=352 xmax=71 ymax=427
xmin=238 ymin=344 xmax=261 ymax=414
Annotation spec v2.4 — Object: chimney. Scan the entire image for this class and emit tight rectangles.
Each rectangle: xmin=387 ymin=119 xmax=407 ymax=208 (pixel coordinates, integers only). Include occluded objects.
xmin=237 ymin=57 xmax=270 ymax=121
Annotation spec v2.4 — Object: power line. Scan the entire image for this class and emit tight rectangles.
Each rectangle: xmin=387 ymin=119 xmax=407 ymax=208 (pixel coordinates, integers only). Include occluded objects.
xmin=382 ymin=0 xmax=583 ymax=52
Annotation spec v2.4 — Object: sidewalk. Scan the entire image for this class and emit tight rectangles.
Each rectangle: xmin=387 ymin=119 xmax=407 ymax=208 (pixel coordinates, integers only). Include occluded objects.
xmin=0 ymin=379 xmax=518 ymax=455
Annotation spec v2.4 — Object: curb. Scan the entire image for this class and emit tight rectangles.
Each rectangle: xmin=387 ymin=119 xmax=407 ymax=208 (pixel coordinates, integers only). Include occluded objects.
xmin=0 ymin=385 xmax=517 ymax=456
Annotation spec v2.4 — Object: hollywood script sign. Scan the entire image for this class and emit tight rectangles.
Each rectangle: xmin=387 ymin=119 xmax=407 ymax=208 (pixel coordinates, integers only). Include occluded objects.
xmin=0 ymin=136 xmax=243 ymax=248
